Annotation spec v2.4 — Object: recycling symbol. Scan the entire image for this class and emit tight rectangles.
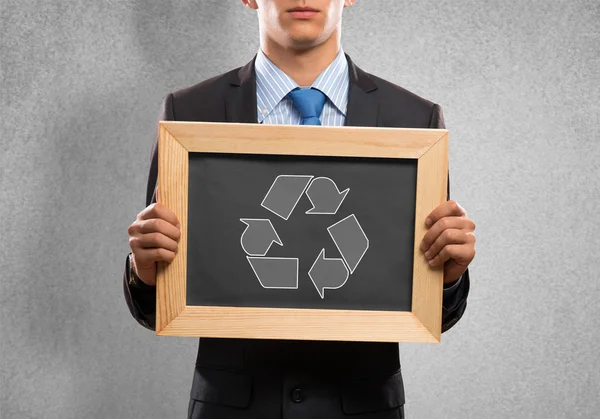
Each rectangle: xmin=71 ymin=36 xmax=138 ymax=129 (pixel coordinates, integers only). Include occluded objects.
xmin=240 ymin=175 xmax=369 ymax=298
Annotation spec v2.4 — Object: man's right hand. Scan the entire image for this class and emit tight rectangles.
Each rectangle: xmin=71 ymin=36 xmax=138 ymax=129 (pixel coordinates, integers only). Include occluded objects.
xmin=127 ymin=203 xmax=181 ymax=286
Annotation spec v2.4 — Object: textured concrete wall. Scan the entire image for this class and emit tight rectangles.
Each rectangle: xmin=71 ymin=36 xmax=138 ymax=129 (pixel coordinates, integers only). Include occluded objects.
xmin=1 ymin=1 xmax=599 ymax=418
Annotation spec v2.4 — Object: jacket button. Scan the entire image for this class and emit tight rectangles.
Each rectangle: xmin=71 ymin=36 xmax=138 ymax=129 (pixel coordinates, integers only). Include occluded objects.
xmin=291 ymin=387 xmax=304 ymax=403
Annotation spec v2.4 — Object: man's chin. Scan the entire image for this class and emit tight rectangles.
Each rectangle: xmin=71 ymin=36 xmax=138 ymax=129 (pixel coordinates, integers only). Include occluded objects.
xmin=285 ymin=32 xmax=327 ymax=49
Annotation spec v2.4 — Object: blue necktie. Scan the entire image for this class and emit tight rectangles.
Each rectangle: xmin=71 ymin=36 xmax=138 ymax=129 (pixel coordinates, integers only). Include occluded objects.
xmin=288 ymin=88 xmax=327 ymax=125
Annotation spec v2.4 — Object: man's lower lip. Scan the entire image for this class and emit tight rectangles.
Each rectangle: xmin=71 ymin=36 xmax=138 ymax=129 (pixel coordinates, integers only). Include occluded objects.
xmin=289 ymin=10 xmax=318 ymax=18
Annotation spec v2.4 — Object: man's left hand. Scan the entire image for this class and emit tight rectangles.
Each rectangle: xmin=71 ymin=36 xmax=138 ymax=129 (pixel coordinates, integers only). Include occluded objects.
xmin=420 ymin=200 xmax=476 ymax=285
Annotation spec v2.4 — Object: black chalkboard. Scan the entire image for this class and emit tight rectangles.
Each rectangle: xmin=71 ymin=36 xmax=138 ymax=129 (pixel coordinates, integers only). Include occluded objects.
xmin=186 ymin=152 xmax=416 ymax=312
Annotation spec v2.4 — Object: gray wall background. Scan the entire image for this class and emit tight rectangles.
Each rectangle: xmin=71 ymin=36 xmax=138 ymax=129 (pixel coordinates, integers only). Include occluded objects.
xmin=1 ymin=0 xmax=599 ymax=418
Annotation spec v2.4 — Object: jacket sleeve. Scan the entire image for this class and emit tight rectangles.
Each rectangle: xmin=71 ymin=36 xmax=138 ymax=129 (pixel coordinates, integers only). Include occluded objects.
xmin=429 ymin=103 xmax=471 ymax=333
xmin=122 ymin=93 xmax=175 ymax=331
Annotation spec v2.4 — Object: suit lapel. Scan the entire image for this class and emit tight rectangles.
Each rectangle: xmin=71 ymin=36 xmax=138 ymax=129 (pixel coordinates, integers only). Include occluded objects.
xmin=344 ymin=54 xmax=379 ymax=127
xmin=225 ymin=56 xmax=258 ymax=123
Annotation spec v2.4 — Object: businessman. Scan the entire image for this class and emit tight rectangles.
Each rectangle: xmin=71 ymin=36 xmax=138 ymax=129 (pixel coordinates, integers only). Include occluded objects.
xmin=123 ymin=1 xmax=476 ymax=418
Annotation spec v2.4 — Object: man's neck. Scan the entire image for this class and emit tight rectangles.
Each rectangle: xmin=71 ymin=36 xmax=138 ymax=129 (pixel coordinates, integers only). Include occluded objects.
xmin=260 ymin=34 xmax=341 ymax=86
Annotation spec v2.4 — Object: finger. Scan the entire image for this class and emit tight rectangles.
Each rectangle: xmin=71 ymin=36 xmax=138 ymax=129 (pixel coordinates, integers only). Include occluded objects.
xmin=130 ymin=232 xmax=179 ymax=253
xmin=137 ymin=218 xmax=181 ymax=242
xmin=425 ymin=200 xmax=466 ymax=228
xmin=138 ymin=203 xmax=180 ymax=227
xmin=134 ymin=247 xmax=177 ymax=269
xmin=420 ymin=216 xmax=473 ymax=251
xmin=424 ymin=228 xmax=469 ymax=260
xmin=428 ymin=243 xmax=474 ymax=267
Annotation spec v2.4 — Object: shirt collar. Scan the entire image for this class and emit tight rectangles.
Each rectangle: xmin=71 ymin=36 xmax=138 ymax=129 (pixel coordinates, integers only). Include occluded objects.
xmin=255 ymin=47 xmax=349 ymax=123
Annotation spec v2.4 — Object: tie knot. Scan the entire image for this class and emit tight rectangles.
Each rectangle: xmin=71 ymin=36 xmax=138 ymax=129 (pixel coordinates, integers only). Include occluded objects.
xmin=288 ymin=88 xmax=327 ymax=125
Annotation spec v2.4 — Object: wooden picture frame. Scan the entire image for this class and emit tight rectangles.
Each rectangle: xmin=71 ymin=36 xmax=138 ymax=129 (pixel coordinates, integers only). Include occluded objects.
xmin=155 ymin=121 xmax=448 ymax=343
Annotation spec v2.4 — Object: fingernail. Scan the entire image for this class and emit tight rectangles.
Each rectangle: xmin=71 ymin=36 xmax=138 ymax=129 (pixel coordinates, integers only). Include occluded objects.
xmin=176 ymin=224 xmax=181 ymax=229
xmin=428 ymin=259 xmax=436 ymax=266
xmin=425 ymin=251 xmax=431 ymax=259
xmin=425 ymin=218 xmax=432 ymax=227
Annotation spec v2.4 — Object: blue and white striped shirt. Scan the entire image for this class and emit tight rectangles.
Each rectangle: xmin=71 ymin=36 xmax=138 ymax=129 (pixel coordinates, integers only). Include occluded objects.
xmin=255 ymin=48 xmax=349 ymax=126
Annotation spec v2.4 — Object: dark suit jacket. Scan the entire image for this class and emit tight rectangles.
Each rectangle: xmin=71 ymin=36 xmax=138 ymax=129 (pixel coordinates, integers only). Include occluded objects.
xmin=123 ymin=54 xmax=470 ymax=419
